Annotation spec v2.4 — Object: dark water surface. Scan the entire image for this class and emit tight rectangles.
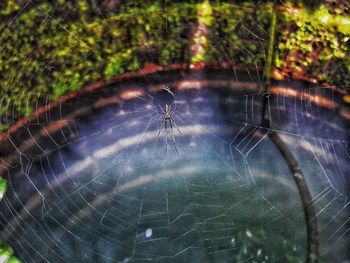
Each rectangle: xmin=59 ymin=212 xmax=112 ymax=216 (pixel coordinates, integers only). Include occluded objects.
xmin=0 ymin=71 xmax=349 ymax=262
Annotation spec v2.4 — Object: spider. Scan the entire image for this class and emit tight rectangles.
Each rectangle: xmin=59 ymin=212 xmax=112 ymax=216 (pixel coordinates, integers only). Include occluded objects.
xmin=161 ymin=85 xmax=175 ymax=97
xmin=158 ymin=104 xmax=182 ymax=155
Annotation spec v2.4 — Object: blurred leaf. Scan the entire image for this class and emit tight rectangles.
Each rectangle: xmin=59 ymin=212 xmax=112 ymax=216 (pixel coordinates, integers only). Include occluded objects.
xmin=7 ymin=255 xmax=22 ymax=263
xmin=0 ymin=177 xmax=6 ymax=201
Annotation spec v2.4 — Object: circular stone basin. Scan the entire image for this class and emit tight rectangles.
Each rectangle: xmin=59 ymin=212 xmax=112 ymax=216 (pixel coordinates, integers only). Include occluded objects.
xmin=0 ymin=69 xmax=349 ymax=263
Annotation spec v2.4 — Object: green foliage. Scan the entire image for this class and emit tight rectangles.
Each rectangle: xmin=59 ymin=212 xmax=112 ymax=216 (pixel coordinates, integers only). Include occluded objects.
xmin=0 ymin=1 xmax=349 ymax=132
xmin=0 ymin=0 xmax=22 ymax=15
xmin=207 ymin=2 xmax=272 ymax=65
xmin=0 ymin=177 xmax=6 ymax=201
xmin=53 ymin=73 xmax=84 ymax=99
xmin=197 ymin=0 xmax=213 ymax=26
xmin=104 ymin=49 xmax=142 ymax=78
xmin=0 ymin=124 xmax=10 ymax=131
xmin=0 ymin=2 xmax=197 ymax=130
xmin=104 ymin=54 xmax=125 ymax=79
xmin=0 ymin=179 xmax=20 ymax=262
xmin=275 ymin=4 xmax=350 ymax=84
xmin=0 ymin=240 xmax=21 ymax=263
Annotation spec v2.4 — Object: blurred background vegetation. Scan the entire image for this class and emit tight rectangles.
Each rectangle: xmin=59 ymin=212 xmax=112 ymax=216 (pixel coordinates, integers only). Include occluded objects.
xmin=0 ymin=0 xmax=349 ymax=131
xmin=0 ymin=177 xmax=21 ymax=262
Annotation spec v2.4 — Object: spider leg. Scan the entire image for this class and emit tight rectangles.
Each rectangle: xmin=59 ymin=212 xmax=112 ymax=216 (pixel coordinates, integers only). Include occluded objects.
xmin=157 ymin=116 xmax=165 ymax=137
xmin=170 ymin=116 xmax=182 ymax=134
xmin=164 ymin=117 xmax=168 ymax=130
xmin=164 ymin=119 xmax=169 ymax=155
xmin=169 ymin=118 xmax=180 ymax=155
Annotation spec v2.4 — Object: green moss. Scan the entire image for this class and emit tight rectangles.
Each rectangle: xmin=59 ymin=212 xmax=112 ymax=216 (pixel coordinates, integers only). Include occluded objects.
xmin=197 ymin=0 xmax=213 ymax=26
xmin=0 ymin=2 xmax=197 ymax=131
xmin=275 ymin=4 xmax=350 ymax=84
xmin=104 ymin=53 xmax=126 ymax=79
xmin=53 ymin=72 xmax=84 ymax=99
xmin=0 ymin=1 xmax=349 ymax=132
xmin=0 ymin=0 xmax=22 ymax=15
xmin=207 ymin=2 xmax=272 ymax=65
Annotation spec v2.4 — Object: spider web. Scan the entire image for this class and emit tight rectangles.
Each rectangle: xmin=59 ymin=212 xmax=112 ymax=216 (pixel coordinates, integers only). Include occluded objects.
xmin=0 ymin=1 xmax=350 ymax=263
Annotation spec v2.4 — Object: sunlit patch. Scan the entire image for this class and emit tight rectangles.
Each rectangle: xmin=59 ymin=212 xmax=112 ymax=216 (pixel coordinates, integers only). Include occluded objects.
xmin=91 ymin=125 xmax=208 ymax=160
xmin=41 ymin=120 xmax=68 ymax=135
xmin=114 ymin=166 xmax=197 ymax=194
xmin=129 ymin=120 xmax=138 ymax=126
xmin=341 ymin=19 xmax=350 ymax=25
xmin=94 ymin=96 xmax=120 ymax=109
xmin=120 ymin=89 xmax=145 ymax=100
xmin=277 ymin=5 xmax=301 ymax=15
xmin=280 ymin=134 xmax=333 ymax=161
xmin=0 ymin=255 xmax=10 ymax=263
xmin=178 ymin=80 xmax=202 ymax=90
xmin=231 ymin=237 xmax=236 ymax=245
xmin=343 ymin=95 xmax=350 ymax=104
xmin=246 ymin=230 xmax=253 ymax=238
xmin=126 ymin=166 xmax=133 ymax=173
xmin=118 ymin=109 xmax=126 ymax=116
xmin=304 ymin=93 xmax=336 ymax=109
xmin=271 ymin=68 xmax=284 ymax=80
xmin=270 ymin=86 xmax=298 ymax=97
xmin=321 ymin=15 xmax=329 ymax=23
xmin=340 ymin=109 xmax=350 ymax=120
xmin=270 ymin=86 xmax=337 ymax=109
xmin=145 ymin=228 xmax=152 ymax=238
xmin=304 ymin=112 xmax=312 ymax=118
xmin=193 ymin=96 xmax=205 ymax=103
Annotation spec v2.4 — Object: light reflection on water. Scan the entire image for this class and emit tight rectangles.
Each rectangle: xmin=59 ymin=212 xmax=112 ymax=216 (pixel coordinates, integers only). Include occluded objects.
xmin=0 ymin=73 xmax=349 ymax=262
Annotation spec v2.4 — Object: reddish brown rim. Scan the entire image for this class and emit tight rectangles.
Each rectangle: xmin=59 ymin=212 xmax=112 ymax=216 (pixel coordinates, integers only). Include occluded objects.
xmin=0 ymin=61 xmax=260 ymax=143
xmin=0 ymin=61 xmax=347 ymax=145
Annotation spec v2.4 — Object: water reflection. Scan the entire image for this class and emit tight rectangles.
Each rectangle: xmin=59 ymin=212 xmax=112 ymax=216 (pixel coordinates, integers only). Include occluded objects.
xmin=0 ymin=70 xmax=349 ymax=262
